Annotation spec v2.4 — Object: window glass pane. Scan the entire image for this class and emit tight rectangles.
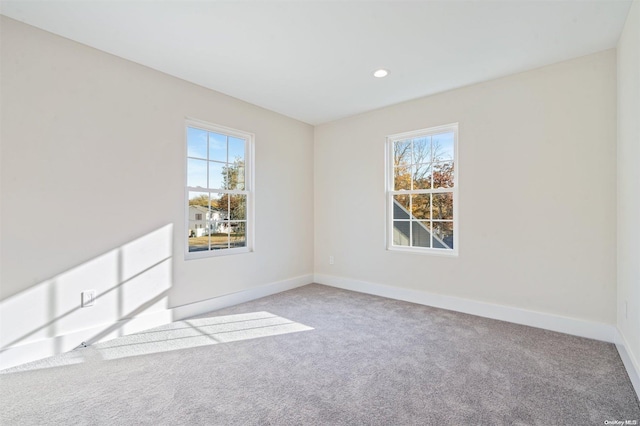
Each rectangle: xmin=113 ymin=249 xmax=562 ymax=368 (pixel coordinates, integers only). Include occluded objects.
xmin=235 ymin=164 xmax=245 ymax=190
xmin=393 ymin=194 xmax=410 ymax=219
xmin=229 ymin=194 xmax=247 ymax=220
xmin=210 ymin=192 xmax=223 ymax=212
xmin=411 ymin=194 xmax=431 ymax=220
xmin=209 ymin=132 xmax=227 ymax=162
xmin=393 ymin=221 xmax=410 ymax=246
xmin=189 ymin=235 xmax=211 ymax=252
xmin=432 ymin=221 xmax=454 ymax=249
xmin=226 ymin=160 xmax=245 ymax=190
xmin=413 ymin=163 xmax=432 ymax=190
xmin=412 ymin=136 xmax=431 ymax=164
xmin=209 ymin=161 xmax=225 ymax=190
xmin=188 ymin=191 xmax=210 ymax=252
xmin=228 ymin=137 xmax=245 ymax=163
xmin=187 ymin=159 xmax=207 ymax=188
xmin=432 ymin=132 xmax=454 ymax=162
xmin=210 ymin=229 xmax=229 ymax=250
xmin=412 ymin=221 xmax=431 ymax=248
xmin=230 ymin=222 xmax=246 ymax=248
xmin=203 ymin=220 xmax=215 ymax=238
xmin=211 ymin=192 xmax=229 ymax=250
xmin=394 ymin=166 xmax=411 ymax=190
xmin=432 ymin=193 xmax=453 ymax=220
xmin=393 ymin=140 xmax=412 ymax=167
xmin=433 ymin=162 xmax=454 ymax=188
xmin=217 ymin=193 xmax=229 ymax=217
xmin=188 ymin=191 xmax=209 ymax=208
xmin=207 ymin=205 xmax=222 ymax=236
xmin=187 ymin=127 xmax=208 ymax=159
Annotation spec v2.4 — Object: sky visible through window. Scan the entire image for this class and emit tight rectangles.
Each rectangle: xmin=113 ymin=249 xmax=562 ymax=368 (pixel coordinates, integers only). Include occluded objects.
xmin=187 ymin=127 xmax=245 ymax=190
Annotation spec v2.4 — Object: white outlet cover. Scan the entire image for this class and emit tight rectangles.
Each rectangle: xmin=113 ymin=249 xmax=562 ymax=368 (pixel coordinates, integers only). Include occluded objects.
xmin=81 ymin=290 xmax=96 ymax=307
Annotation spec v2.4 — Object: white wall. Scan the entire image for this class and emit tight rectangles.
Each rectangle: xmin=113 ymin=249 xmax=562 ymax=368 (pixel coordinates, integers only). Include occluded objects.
xmin=315 ymin=50 xmax=617 ymax=325
xmin=617 ymin=0 xmax=640 ymax=383
xmin=0 ymin=17 xmax=314 ymax=365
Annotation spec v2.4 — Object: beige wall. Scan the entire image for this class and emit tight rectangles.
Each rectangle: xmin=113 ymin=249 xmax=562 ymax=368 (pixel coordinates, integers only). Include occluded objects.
xmin=315 ymin=50 xmax=617 ymax=324
xmin=0 ymin=13 xmax=628 ymax=367
xmin=0 ymin=16 xmax=314 ymax=347
xmin=617 ymin=0 xmax=640 ymax=375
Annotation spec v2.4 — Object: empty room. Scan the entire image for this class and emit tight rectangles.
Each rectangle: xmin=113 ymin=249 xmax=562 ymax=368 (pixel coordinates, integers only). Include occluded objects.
xmin=1 ymin=0 xmax=639 ymax=424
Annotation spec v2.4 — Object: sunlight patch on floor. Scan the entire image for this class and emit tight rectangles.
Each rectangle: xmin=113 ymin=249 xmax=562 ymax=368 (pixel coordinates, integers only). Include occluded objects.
xmin=95 ymin=311 xmax=313 ymax=360
xmin=1 ymin=312 xmax=313 ymax=372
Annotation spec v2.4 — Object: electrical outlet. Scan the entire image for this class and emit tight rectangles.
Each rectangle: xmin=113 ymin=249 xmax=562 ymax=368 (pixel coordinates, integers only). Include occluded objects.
xmin=329 ymin=255 xmax=334 ymax=265
xmin=81 ymin=290 xmax=96 ymax=307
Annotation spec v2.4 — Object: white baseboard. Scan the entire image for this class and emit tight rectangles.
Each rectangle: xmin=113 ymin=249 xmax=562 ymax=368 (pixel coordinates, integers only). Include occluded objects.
xmin=615 ymin=330 xmax=640 ymax=400
xmin=0 ymin=274 xmax=313 ymax=371
xmin=314 ymin=273 xmax=618 ymax=342
xmin=172 ymin=274 xmax=313 ymax=320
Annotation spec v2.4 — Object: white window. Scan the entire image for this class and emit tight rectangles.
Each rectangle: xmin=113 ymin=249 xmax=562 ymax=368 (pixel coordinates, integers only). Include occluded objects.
xmin=386 ymin=123 xmax=458 ymax=255
xmin=185 ymin=119 xmax=254 ymax=258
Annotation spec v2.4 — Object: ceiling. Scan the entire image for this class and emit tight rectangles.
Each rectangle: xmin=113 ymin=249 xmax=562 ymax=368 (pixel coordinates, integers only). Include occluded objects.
xmin=0 ymin=1 xmax=632 ymax=125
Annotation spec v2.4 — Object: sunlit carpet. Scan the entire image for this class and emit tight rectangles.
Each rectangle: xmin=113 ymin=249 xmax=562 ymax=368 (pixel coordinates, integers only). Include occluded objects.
xmin=1 ymin=284 xmax=638 ymax=425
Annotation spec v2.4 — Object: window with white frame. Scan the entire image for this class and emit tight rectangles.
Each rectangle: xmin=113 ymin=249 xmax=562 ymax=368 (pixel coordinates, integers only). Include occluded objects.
xmin=186 ymin=120 xmax=253 ymax=258
xmin=386 ymin=123 xmax=458 ymax=254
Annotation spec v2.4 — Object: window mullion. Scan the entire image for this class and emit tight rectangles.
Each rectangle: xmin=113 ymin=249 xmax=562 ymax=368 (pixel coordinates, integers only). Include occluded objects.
xmin=430 ymin=193 xmax=433 ymax=248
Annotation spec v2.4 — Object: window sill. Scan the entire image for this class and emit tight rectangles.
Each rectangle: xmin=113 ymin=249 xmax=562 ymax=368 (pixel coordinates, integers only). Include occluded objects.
xmin=185 ymin=246 xmax=252 ymax=260
xmin=387 ymin=246 xmax=458 ymax=257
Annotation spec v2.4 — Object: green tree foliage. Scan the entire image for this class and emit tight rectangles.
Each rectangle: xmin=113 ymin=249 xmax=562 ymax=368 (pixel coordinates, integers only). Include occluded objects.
xmin=189 ymin=194 xmax=210 ymax=208
xmin=218 ymin=159 xmax=246 ymax=222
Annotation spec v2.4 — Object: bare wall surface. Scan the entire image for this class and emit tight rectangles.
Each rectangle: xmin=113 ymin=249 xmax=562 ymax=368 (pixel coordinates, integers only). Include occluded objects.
xmin=617 ymin=0 xmax=640 ymax=379
xmin=0 ymin=16 xmax=314 ymax=353
xmin=314 ymin=50 xmax=617 ymax=325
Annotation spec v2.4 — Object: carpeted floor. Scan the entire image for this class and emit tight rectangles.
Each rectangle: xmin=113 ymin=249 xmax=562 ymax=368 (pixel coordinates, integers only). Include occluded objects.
xmin=1 ymin=284 xmax=638 ymax=425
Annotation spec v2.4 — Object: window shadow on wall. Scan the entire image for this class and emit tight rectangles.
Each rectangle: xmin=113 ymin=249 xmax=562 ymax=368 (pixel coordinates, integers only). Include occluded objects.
xmin=0 ymin=224 xmax=174 ymax=370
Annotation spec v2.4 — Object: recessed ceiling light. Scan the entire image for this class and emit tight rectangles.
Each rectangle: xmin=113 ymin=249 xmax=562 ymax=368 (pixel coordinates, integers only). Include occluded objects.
xmin=373 ymin=69 xmax=389 ymax=78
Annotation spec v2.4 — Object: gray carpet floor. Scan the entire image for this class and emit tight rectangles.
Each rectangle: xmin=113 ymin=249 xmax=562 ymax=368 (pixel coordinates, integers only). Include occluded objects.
xmin=1 ymin=284 xmax=638 ymax=425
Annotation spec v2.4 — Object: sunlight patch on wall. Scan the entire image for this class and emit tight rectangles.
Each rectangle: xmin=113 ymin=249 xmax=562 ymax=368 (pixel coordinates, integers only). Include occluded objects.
xmin=0 ymin=224 xmax=174 ymax=370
